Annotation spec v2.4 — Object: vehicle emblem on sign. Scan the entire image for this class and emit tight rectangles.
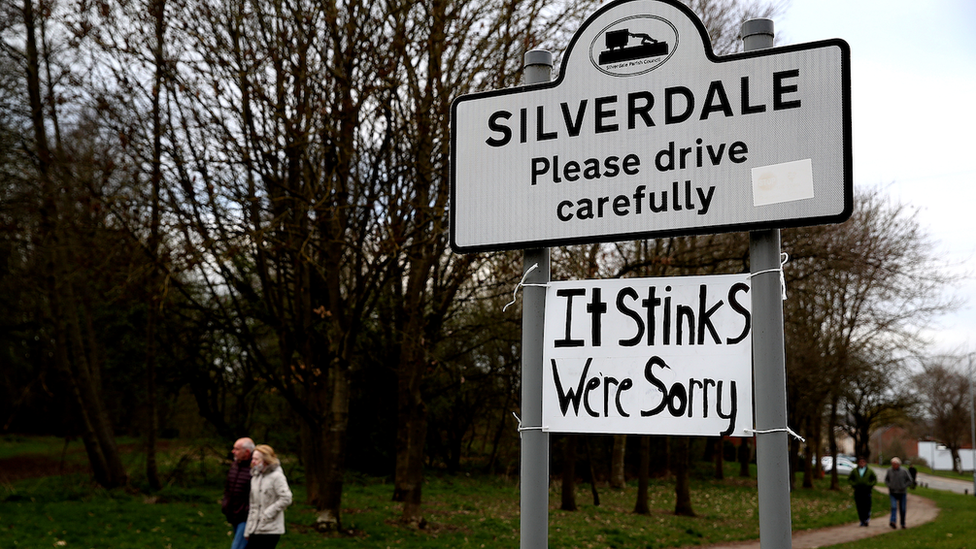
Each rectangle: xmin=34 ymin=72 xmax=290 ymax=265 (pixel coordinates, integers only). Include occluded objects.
xmin=590 ymin=15 xmax=678 ymax=77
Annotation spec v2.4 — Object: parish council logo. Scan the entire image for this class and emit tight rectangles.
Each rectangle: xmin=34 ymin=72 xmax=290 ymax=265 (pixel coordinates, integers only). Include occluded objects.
xmin=589 ymin=14 xmax=678 ymax=77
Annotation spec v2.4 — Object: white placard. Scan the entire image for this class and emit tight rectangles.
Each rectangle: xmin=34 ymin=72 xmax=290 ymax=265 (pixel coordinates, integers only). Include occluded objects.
xmin=542 ymin=274 xmax=753 ymax=436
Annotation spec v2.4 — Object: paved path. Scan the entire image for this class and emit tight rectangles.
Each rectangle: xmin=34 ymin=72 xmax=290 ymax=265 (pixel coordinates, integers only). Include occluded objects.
xmin=689 ymin=485 xmax=939 ymax=549
xmin=914 ymin=471 xmax=975 ymax=495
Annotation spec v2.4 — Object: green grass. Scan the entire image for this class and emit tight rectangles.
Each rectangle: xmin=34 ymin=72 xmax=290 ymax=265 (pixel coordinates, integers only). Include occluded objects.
xmin=0 ymin=435 xmax=75 ymax=460
xmin=0 ymin=437 xmax=945 ymax=548
xmin=914 ymin=464 xmax=975 ymax=483
xmin=0 ymin=465 xmax=884 ymax=548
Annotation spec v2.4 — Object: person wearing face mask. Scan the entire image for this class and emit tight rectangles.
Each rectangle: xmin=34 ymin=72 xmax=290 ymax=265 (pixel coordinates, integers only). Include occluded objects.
xmin=244 ymin=445 xmax=293 ymax=548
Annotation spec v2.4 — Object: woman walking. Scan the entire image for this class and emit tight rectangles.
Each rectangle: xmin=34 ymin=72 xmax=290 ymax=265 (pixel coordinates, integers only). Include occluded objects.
xmin=244 ymin=445 xmax=293 ymax=548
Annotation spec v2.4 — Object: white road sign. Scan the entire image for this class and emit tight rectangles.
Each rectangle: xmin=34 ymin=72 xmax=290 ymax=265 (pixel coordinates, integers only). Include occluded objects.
xmin=542 ymin=275 xmax=753 ymax=436
xmin=451 ymin=0 xmax=851 ymax=253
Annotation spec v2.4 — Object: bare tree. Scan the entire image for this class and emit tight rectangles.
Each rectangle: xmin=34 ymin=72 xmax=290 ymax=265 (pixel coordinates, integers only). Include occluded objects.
xmin=841 ymin=354 xmax=916 ymax=460
xmin=783 ymin=186 xmax=957 ymax=489
xmin=2 ymin=0 xmax=130 ymax=489
xmin=379 ymin=0 xmax=596 ymax=526
xmin=913 ymin=358 xmax=972 ymax=473
xmin=129 ymin=0 xmax=403 ymax=529
xmin=686 ymin=0 xmax=786 ymax=53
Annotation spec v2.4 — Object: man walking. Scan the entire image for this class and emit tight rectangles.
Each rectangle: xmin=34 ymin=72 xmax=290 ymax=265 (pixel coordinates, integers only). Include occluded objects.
xmin=884 ymin=456 xmax=914 ymax=529
xmin=223 ymin=437 xmax=255 ymax=548
xmin=847 ymin=456 xmax=877 ymax=526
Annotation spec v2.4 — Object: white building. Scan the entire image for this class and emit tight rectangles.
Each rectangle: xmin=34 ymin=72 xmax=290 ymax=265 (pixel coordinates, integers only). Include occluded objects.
xmin=917 ymin=440 xmax=975 ymax=471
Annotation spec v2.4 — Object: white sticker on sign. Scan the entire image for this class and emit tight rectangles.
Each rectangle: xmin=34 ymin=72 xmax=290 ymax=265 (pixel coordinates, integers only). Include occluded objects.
xmin=752 ymin=159 xmax=815 ymax=207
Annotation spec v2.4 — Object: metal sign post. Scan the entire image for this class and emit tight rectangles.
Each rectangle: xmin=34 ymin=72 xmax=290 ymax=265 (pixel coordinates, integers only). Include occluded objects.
xmin=743 ymin=19 xmax=793 ymax=549
xmin=520 ymin=50 xmax=552 ymax=549
xmin=450 ymin=3 xmax=851 ymax=547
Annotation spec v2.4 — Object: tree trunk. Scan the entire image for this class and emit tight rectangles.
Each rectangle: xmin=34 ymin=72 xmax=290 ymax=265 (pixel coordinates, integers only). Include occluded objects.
xmin=561 ymin=435 xmax=578 ymax=511
xmin=143 ymin=0 xmax=167 ymax=494
xmin=305 ymin=359 xmax=351 ymax=532
xmin=790 ymin=433 xmax=801 ymax=491
xmin=393 ymin=302 xmax=429 ymax=527
xmin=650 ymin=436 xmax=671 ymax=478
xmin=634 ymin=436 xmax=650 ymax=514
xmin=673 ymin=437 xmax=694 ymax=516
xmin=145 ymin=329 xmax=161 ymax=491
xmin=323 ymin=362 xmax=351 ymax=528
xmin=738 ymin=437 xmax=751 ymax=478
xmin=828 ymin=397 xmax=840 ymax=490
xmin=713 ymin=437 xmax=724 ymax=479
xmin=393 ymin=383 xmax=427 ymax=526
xmin=812 ymin=416 xmax=824 ymax=480
xmin=23 ymin=0 xmax=127 ymax=490
xmin=55 ymin=283 xmax=129 ymax=488
xmin=483 ymin=398 xmax=511 ymax=474
xmin=611 ymin=435 xmax=627 ymax=489
xmin=801 ymin=417 xmax=813 ymax=489
xmin=584 ymin=437 xmax=600 ymax=506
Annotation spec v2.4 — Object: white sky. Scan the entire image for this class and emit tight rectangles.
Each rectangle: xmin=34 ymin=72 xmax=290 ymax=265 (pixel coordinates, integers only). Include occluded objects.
xmin=778 ymin=0 xmax=976 ymax=359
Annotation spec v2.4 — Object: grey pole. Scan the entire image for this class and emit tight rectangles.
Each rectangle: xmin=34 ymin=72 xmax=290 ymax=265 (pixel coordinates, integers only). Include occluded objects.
xmin=520 ymin=49 xmax=552 ymax=549
xmin=742 ymin=19 xmax=793 ymax=549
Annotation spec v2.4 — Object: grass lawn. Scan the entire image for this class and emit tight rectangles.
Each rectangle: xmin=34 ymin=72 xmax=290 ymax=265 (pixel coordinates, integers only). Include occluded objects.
xmin=0 ymin=436 xmax=933 ymax=548
xmin=0 ymin=468 xmax=884 ymax=548
xmin=915 ymin=464 xmax=975 ymax=483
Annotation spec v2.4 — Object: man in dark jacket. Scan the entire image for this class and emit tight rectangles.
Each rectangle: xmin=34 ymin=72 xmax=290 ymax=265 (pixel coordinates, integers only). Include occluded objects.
xmin=847 ymin=456 xmax=877 ymax=526
xmin=223 ymin=437 xmax=254 ymax=549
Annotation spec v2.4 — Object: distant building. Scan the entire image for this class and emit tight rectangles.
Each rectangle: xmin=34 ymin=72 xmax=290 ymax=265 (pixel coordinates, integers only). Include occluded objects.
xmin=870 ymin=425 xmax=918 ymax=465
xmin=917 ymin=440 xmax=976 ymax=471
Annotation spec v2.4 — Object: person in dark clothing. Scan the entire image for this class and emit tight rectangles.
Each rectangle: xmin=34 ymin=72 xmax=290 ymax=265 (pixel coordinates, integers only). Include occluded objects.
xmin=847 ymin=456 xmax=877 ymax=526
xmin=884 ymin=456 xmax=915 ymax=529
xmin=907 ymin=461 xmax=918 ymax=486
xmin=223 ymin=437 xmax=255 ymax=549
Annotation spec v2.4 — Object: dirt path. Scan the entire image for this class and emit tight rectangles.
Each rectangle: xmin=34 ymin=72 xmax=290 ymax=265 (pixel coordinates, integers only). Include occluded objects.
xmin=690 ymin=489 xmax=938 ymax=549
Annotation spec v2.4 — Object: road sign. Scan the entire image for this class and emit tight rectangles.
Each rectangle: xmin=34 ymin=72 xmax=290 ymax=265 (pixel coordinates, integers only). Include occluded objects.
xmin=450 ymin=0 xmax=851 ymax=253
xmin=541 ymin=274 xmax=754 ymax=436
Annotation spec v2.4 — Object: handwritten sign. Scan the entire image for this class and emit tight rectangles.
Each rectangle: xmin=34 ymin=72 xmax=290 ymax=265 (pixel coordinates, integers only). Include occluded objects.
xmin=542 ymin=274 xmax=753 ymax=436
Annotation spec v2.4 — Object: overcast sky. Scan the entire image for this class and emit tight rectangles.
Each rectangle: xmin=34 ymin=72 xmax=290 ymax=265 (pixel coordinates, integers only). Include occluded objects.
xmin=778 ymin=0 xmax=976 ymax=360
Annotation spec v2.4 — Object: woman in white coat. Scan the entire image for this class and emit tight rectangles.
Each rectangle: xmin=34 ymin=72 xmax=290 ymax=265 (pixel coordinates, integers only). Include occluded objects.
xmin=244 ymin=444 xmax=293 ymax=548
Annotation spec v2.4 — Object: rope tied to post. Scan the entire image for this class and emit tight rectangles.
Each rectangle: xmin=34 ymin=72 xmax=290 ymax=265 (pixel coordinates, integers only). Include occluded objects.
xmin=503 ymin=263 xmax=550 ymax=312
xmin=745 ymin=426 xmax=805 ymax=442
xmin=749 ymin=252 xmax=789 ymax=300
xmin=512 ymin=412 xmax=545 ymax=438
